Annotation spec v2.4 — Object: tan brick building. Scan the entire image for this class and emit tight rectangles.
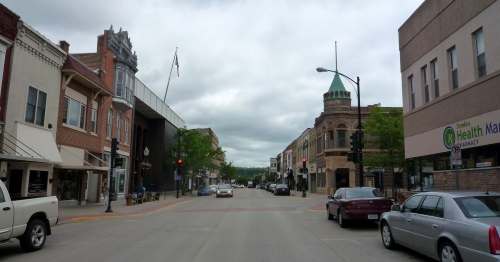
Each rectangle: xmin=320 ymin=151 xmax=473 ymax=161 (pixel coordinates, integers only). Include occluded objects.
xmin=400 ymin=0 xmax=500 ymax=192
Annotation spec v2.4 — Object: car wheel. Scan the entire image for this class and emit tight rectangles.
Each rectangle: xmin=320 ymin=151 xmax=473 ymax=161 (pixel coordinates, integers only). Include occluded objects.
xmin=338 ymin=211 xmax=348 ymax=228
xmin=440 ymin=240 xmax=462 ymax=262
xmin=327 ymin=206 xmax=333 ymax=220
xmin=381 ymin=222 xmax=396 ymax=249
xmin=19 ymin=219 xmax=47 ymax=252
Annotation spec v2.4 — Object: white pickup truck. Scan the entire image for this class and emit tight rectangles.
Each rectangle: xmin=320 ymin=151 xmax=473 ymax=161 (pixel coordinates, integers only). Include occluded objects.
xmin=0 ymin=181 xmax=58 ymax=252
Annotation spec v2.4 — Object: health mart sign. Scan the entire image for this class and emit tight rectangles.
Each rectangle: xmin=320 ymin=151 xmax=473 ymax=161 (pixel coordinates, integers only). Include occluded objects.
xmin=405 ymin=109 xmax=500 ymax=158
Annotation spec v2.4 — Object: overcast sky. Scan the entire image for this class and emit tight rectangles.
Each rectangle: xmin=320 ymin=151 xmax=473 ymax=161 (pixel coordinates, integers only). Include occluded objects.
xmin=4 ymin=0 xmax=424 ymax=168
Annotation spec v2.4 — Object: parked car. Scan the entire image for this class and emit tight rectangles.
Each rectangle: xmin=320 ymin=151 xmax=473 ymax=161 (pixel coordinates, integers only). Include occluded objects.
xmin=216 ymin=184 xmax=233 ymax=197
xmin=326 ymin=187 xmax=393 ymax=228
xmin=239 ymin=185 xmax=245 ymax=188
xmin=265 ymin=182 xmax=271 ymax=191
xmin=0 ymin=181 xmax=59 ymax=252
xmin=197 ymin=186 xmax=212 ymax=196
xmin=274 ymin=184 xmax=290 ymax=196
xmin=208 ymin=185 xmax=218 ymax=194
xmin=380 ymin=191 xmax=500 ymax=262
xmin=268 ymin=184 xmax=277 ymax=193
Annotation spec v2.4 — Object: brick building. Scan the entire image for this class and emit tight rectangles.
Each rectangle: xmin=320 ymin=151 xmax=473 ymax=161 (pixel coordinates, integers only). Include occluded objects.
xmin=400 ymin=0 xmax=500 ymax=191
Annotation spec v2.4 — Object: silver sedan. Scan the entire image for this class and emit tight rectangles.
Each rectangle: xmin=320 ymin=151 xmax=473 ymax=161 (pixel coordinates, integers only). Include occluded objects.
xmin=380 ymin=191 xmax=500 ymax=262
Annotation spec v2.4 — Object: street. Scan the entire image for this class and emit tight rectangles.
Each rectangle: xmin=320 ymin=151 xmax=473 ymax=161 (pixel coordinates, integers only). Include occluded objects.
xmin=0 ymin=188 xmax=433 ymax=262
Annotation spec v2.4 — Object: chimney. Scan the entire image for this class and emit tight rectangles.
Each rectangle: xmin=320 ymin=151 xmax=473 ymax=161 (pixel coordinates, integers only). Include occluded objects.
xmin=59 ymin=40 xmax=70 ymax=54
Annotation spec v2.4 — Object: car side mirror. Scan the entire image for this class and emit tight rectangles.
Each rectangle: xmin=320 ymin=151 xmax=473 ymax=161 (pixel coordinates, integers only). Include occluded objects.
xmin=391 ymin=205 xmax=401 ymax=212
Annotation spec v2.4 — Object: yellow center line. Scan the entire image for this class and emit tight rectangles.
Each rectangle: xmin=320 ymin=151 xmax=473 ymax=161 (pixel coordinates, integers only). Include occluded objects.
xmin=157 ymin=200 xmax=190 ymax=211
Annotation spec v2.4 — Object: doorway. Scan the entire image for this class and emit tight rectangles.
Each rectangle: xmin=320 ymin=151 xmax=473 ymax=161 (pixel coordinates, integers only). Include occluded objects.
xmin=335 ymin=169 xmax=349 ymax=189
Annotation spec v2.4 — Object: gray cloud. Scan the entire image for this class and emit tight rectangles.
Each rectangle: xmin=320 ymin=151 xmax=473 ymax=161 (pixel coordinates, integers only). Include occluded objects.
xmin=3 ymin=0 xmax=423 ymax=167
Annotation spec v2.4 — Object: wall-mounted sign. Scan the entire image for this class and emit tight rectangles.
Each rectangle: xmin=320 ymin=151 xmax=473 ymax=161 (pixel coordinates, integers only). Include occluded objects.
xmin=28 ymin=170 xmax=48 ymax=193
xmin=476 ymin=162 xmax=492 ymax=168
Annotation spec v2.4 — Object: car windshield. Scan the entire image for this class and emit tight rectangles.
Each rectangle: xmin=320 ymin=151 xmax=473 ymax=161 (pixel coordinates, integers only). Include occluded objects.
xmin=455 ymin=196 xmax=500 ymax=218
xmin=199 ymin=186 xmax=208 ymax=190
xmin=344 ymin=188 xmax=384 ymax=198
xmin=209 ymin=185 xmax=217 ymax=188
xmin=276 ymin=184 xmax=288 ymax=188
xmin=218 ymin=185 xmax=231 ymax=189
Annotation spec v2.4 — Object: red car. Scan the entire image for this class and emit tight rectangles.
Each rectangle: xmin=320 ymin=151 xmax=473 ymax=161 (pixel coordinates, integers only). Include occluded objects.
xmin=326 ymin=187 xmax=393 ymax=228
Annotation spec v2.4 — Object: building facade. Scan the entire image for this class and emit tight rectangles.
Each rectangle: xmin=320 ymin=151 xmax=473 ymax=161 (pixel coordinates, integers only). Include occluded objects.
xmin=400 ymin=0 xmax=500 ymax=191
xmin=1 ymin=21 xmax=66 ymax=198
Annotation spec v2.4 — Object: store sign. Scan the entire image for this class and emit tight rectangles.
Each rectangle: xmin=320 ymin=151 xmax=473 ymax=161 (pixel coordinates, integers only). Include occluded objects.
xmin=28 ymin=170 xmax=48 ymax=193
xmin=476 ymin=162 xmax=492 ymax=168
xmin=405 ymin=108 xmax=500 ymax=159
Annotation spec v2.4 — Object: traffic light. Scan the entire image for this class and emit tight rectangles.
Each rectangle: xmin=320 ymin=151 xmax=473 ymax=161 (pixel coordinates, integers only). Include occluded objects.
xmin=111 ymin=138 xmax=119 ymax=157
xmin=305 ymin=168 xmax=308 ymax=174
xmin=349 ymin=131 xmax=358 ymax=152
xmin=300 ymin=168 xmax=304 ymax=173
xmin=347 ymin=152 xmax=358 ymax=163
xmin=177 ymin=159 xmax=183 ymax=175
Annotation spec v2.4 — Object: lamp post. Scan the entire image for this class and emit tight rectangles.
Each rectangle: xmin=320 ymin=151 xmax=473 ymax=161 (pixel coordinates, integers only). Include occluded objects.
xmin=316 ymin=67 xmax=364 ymax=187
xmin=143 ymin=147 xmax=149 ymax=188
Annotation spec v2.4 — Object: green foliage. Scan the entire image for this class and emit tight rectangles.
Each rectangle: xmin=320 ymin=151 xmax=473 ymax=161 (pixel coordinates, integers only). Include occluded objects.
xmin=167 ymin=128 xmax=225 ymax=181
xmin=362 ymin=103 xmax=405 ymax=172
xmin=236 ymin=175 xmax=252 ymax=185
xmin=219 ymin=161 xmax=237 ymax=182
xmin=267 ymin=172 xmax=277 ymax=182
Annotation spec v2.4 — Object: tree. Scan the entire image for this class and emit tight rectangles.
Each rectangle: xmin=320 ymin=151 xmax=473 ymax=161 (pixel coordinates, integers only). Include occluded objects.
xmin=267 ymin=172 xmax=277 ymax=182
xmin=219 ymin=161 xmax=237 ymax=183
xmin=168 ymin=128 xmax=225 ymax=194
xmin=362 ymin=103 xmax=405 ymax=173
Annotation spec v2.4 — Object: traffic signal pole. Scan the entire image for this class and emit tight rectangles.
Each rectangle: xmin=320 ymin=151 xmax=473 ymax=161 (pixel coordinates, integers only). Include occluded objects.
xmin=356 ymin=77 xmax=363 ymax=187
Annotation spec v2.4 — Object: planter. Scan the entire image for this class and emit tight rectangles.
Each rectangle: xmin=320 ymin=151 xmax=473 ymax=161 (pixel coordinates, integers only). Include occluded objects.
xmin=154 ymin=196 xmax=160 ymax=201
xmin=397 ymin=198 xmax=406 ymax=205
xmin=126 ymin=198 xmax=134 ymax=206
xmin=147 ymin=195 xmax=153 ymax=202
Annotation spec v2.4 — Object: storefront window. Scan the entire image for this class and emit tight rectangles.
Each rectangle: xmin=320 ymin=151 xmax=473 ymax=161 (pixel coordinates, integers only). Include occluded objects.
xmin=436 ymin=152 xmax=451 ymax=171
xmin=57 ymin=171 xmax=79 ymax=201
xmin=475 ymin=144 xmax=499 ymax=168
xmin=420 ymin=156 xmax=435 ymax=191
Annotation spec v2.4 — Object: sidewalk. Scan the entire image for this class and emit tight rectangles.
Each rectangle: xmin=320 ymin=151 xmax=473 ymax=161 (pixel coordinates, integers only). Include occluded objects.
xmin=58 ymin=193 xmax=192 ymax=224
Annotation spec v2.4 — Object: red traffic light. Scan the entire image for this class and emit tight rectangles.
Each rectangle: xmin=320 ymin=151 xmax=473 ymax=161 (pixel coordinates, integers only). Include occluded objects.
xmin=302 ymin=158 xmax=306 ymax=163
xmin=178 ymin=159 xmax=183 ymax=164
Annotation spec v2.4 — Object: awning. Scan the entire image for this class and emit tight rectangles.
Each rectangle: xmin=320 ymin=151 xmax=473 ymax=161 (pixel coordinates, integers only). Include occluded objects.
xmin=16 ymin=123 xmax=63 ymax=164
xmin=0 ymin=154 xmax=48 ymax=163
xmin=55 ymin=165 xmax=109 ymax=174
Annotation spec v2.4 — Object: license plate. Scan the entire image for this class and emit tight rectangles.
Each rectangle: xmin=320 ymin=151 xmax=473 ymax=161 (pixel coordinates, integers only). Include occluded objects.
xmin=368 ymin=214 xmax=378 ymax=219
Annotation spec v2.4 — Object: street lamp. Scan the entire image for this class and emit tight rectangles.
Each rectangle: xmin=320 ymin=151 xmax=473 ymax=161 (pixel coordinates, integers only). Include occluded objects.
xmin=316 ymin=67 xmax=364 ymax=187
xmin=143 ymin=147 xmax=149 ymax=188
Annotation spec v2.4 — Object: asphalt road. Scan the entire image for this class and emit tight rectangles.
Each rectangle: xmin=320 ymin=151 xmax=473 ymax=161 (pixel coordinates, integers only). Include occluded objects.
xmin=0 ymin=188 xmax=433 ymax=262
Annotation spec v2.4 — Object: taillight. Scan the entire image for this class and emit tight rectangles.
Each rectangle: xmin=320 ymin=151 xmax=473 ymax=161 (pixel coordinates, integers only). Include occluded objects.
xmin=489 ymin=226 xmax=500 ymax=255
xmin=345 ymin=202 xmax=357 ymax=210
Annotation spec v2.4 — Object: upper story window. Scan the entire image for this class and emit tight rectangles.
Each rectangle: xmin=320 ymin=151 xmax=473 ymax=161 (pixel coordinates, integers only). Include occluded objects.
xmin=432 ymin=59 xmax=439 ymax=98
xmin=63 ymin=96 xmax=86 ymax=130
xmin=409 ymin=75 xmax=415 ymax=109
xmin=25 ymin=86 xmax=46 ymax=126
xmin=115 ymin=67 xmax=134 ymax=103
xmin=91 ymin=108 xmax=97 ymax=134
xmin=107 ymin=109 xmax=113 ymax=138
xmin=328 ymin=131 xmax=334 ymax=149
xmin=116 ymin=113 xmax=122 ymax=142
xmin=125 ymin=118 xmax=129 ymax=144
xmin=338 ymin=130 xmax=346 ymax=148
xmin=475 ymin=28 xmax=486 ymax=78
xmin=422 ymin=65 xmax=429 ymax=103
xmin=449 ymin=47 xmax=458 ymax=89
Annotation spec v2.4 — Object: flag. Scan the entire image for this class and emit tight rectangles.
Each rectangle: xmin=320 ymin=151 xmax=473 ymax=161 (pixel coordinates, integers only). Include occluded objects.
xmin=175 ymin=53 xmax=179 ymax=77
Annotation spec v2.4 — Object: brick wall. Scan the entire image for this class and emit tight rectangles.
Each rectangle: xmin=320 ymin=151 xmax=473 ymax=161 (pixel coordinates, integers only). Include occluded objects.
xmin=433 ymin=168 xmax=500 ymax=191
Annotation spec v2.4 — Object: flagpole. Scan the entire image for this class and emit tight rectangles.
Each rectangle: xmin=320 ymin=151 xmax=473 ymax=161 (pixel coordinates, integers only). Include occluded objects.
xmin=163 ymin=47 xmax=178 ymax=103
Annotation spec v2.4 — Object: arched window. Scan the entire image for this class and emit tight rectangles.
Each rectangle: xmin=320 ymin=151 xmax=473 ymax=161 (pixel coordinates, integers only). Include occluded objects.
xmin=107 ymin=109 xmax=113 ymax=138
xmin=125 ymin=118 xmax=129 ymax=144
xmin=116 ymin=114 xmax=122 ymax=142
